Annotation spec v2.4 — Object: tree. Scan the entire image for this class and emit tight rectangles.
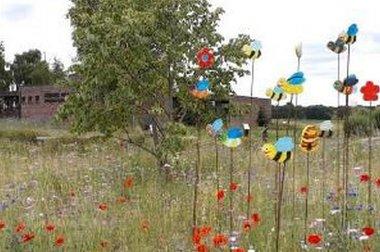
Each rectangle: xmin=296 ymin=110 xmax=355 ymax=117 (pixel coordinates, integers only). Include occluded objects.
xmin=0 ymin=42 xmax=12 ymax=91
xmin=60 ymin=0 xmax=252 ymax=166
xmin=10 ymin=49 xmax=52 ymax=86
xmin=51 ymin=58 xmax=66 ymax=82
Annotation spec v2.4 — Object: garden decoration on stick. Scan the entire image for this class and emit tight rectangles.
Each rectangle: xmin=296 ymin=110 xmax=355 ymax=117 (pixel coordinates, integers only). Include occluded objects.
xmin=360 ymin=81 xmax=379 ymax=226
xmin=299 ymin=125 xmax=320 ymax=244
xmin=327 ymin=27 xmax=347 ymax=192
xmin=191 ymin=47 xmax=215 ymax=237
xmin=262 ymin=136 xmax=295 ymax=252
xmin=242 ymin=39 xmax=262 ymax=247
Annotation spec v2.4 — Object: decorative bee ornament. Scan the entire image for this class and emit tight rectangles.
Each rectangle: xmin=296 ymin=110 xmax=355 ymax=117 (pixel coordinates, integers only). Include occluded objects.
xmin=345 ymin=24 xmax=358 ymax=45
xmin=220 ymin=127 xmax=244 ymax=148
xmin=278 ymin=72 xmax=306 ymax=95
xmin=319 ymin=120 xmax=333 ymax=138
xmin=242 ymin=40 xmax=262 ymax=60
xmin=262 ymin=137 xmax=294 ymax=164
xmin=190 ymin=78 xmax=212 ymax=100
xmin=299 ymin=125 xmax=320 ymax=152
xmin=266 ymin=86 xmax=287 ymax=102
xmin=206 ymin=118 xmax=224 ymax=137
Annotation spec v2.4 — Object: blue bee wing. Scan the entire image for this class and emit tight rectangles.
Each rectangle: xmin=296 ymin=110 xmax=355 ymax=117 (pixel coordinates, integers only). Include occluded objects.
xmin=251 ymin=40 xmax=262 ymax=51
xmin=344 ymin=74 xmax=358 ymax=86
xmin=275 ymin=137 xmax=294 ymax=152
xmin=196 ymin=79 xmax=209 ymax=91
xmin=227 ymin=127 xmax=243 ymax=139
xmin=273 ymin=86 xmax=284 ymax=94
xmin=347 ymin=24 xmax=358 ymax=36
xmin=212 ymin=119 xmax=223 ymax=134
xmin=287 ymin=72 xmax=305 ymax=85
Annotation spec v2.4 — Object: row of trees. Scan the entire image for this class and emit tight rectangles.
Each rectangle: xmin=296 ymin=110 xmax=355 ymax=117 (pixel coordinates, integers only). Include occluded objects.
xmin=0 ymin=42 xmax=66 ymax=91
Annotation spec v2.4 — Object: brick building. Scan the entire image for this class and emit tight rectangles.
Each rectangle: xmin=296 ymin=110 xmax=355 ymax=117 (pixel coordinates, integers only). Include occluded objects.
xmin=0 ymin=85 xmax=70 ymax=120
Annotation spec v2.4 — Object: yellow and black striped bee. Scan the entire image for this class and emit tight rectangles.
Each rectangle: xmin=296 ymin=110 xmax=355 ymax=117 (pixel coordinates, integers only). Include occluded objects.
xmin=242 ymin=40 xmax=262 ymax=60
xmin=262 ymin=137 xmax=294 ymax=164
xmin=344 ymin=24 xmax=358 ymax=45
xmin=266 ymin=86 xmax=287 ymax=102
xmin=299 ymin=125 xmax=319 ymax=152
xmin=319 ymin=120 xmax=333 ymax=138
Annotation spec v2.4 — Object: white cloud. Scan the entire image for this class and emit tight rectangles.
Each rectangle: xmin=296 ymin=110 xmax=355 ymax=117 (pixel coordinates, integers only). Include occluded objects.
xmin=1 ymin=0 xmax=379 ymax=106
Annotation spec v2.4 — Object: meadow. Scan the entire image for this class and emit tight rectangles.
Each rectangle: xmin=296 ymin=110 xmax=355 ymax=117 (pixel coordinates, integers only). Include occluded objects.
xmin=0 ymin=119 xmax=378 ymax=251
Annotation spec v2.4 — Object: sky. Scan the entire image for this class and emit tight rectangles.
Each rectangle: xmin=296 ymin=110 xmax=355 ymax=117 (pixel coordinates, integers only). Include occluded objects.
xmin=1 ymin=0 xmax=380 ymax=106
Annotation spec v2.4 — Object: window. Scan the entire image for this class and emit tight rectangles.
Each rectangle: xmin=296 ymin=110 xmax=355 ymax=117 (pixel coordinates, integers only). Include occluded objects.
xmin=28 ymin=96 xmax=33 ymax=103
xmin=35 ymin=96 xmax=40 ymax=103
xmin=22 ymin=97 xmax=26 ymax=103
xmin=44 ymin=93 xmax=65 ymax=103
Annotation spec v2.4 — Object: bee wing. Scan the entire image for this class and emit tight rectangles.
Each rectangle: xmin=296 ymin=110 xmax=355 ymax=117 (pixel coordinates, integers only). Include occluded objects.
xmin=287 ymin=72 xmax=305 ymax=85
xmin=251 ymin=40 xmax=262 ymax=51
xmin=273 ymin=86 xmax=284 ymax=94
xmin=212 ymin=119 xmax=224 ymax=134
xmin=320 ymin=120 xmax=333 ymax=131
xmin=347 ymin=24 xmax=358 ymax=36
xmin=344 ymin=75 xmax=359 ymax=86
xmin=227 ymin=127 xmax=243 ymax=139
xmin=196 ymin=79 xmax=210 ymax=91
xmin=275 ymin=137 xmax=294 ymax=152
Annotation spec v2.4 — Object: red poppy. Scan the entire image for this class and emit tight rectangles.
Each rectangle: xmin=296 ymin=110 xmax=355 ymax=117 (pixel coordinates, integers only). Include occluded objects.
xmin=196 ymin=244 xmax=208 ymax=252
xmin=199 ymin=226 xmax=212 ymax=237
xmin=216 ymin=190 xmax=225 ymax=201
xmin=360 ymin=81 xmax=379 ymax=101
xmin=232 ymin=248 xmax=245 ymax=252
xmin=243 ymin=219 xmax=251 ymax=232
xmin=15 ymin=222 xmax=26 ymax=233
xmin=251 ymin=213 xmax=261 ymax=224
xmin=116 ymin=196 xmax=127 ymax=204
xmin=21 ymin=232 xmax=35 ymax=243
xmin=123 ymin=176 xmax=134 ymax=189
xmin=212 ymin=233 xmax=228 ymax=247
xmin=45 ymin=222 xmax=56 ymax=233
xmin=300 ymin=186 xmax=308 ymax=194
xmin=100 ymin=240 xmax=109 ymax=248
xmin=375 ymin=177 xmax=380 ymax=188
xmin=360 ymin=173 xmax=371 ymax=183
xmin=246 ymin=195 xmax=253 ymax=203
xmin=362 ymin=227 xmax=375 ymax=236
xmin=193 ymin=228 xmax=201 ymax=245
xmin=230 ymin=182 xmax=239 ymax=192
xmin=98 ymin=203 xmax=108 ymax=211
xmin=196 ymin=48 xmax=215 ymax=69
xmin=307 ymin=233 xmax=322 ymax=245
xmin=140 ymin=220 xmax=150 ymax=232
xmin=0 ymin=220 xmax=5 ymax=231
xmin=55 ymin=234 xmax=65 ymax=247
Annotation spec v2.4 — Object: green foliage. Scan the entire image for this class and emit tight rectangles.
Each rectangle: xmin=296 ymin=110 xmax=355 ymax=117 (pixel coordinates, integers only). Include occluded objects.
xmin=0 ymin=42 xmax=12 ymax=91
xmin=62 ymin=0 xmax=253 ymax=164
xmin=344 ymin=107 xmax=380 ymax=136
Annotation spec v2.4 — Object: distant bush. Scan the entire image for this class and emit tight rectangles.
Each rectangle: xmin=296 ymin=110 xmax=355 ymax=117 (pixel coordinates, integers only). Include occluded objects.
xmin=344 ymin=108 xmax=380 ymax=136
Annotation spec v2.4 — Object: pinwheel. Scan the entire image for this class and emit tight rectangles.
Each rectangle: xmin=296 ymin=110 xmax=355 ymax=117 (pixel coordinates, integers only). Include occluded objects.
xmin=278 ymin=72 xmax=305 ymax=95
xmin=190 ymin=79 xmax=212 ymax=99
xmin=242 ymin=40 xmax=262 ymax=60
xmin=196 ymin=48 xmax=215 ymax=69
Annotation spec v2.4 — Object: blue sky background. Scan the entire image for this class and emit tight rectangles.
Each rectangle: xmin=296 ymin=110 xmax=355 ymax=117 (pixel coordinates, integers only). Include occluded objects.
xmin=1 ymin=0 xmax=380 ymax=106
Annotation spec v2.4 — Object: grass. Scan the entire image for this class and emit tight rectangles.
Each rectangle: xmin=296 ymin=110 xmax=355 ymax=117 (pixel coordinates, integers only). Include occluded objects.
xmin=0 ymin=119 xmax=379 ymax=251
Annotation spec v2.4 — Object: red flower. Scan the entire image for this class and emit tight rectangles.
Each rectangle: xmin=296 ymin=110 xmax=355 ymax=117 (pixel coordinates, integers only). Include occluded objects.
xmin=212 ymin=233 xmax=228 ymax=247
xmin=196 ymin=48 xmax=215 ymax=69
xmin=230 ymin=182 xmax=239 ymax=192
xmin=140 ymin=220 xmax=150 ymax=232
xmin=360 ymin=81 xmax=379 ymax=101
xmin=199 ymin=226 xmax=212 ymax=237
xmin=360 ymin=173 xmax=371 ymax=183
xmin=232 ymin=248 xmax=246 ymax=252
xmin=15 ymin=222 xmax=26 ymax=233
xmin=55 ymin=234 xmax=65 ymax=247
xmin=196 ymin=244 xmax=208 ymax=252
xmin=375 ymin=177 xmax=380 ymax=188
xmin=362 ymin=227 xmax=375 ymax=236
xmin=21 ymin=232 xmax=35 ymax=243
xmin=243 ymin=219 xmax=251 ymax=232
xmin=193 ymin=228 xmax=201 ymax=245
xmin=300 ymin=186 xmax=308 ymax=194
xmin=45 ymin=222 xmax=56 ymax=233
xmin=98 ymin=203 xmax=108 ymax=211
xmin=123 ymin=176 xmax=134 ymax=189
xmin=251 ymin=213 xmax=261 ymax=224
xmin=0 ymin=220 xmax=5 ymax=231
xmin=216 ymin=190 xmax=225 ymax=201
xmin=307 ymin=233 xmax=322 ymax=245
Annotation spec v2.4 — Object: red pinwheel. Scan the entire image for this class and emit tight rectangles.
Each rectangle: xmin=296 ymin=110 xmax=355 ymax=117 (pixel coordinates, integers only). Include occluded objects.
xmin=196 ymin=48 xmax=215 ymax=69
xmin=360 ymin=81 xmax=379 ymax=101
